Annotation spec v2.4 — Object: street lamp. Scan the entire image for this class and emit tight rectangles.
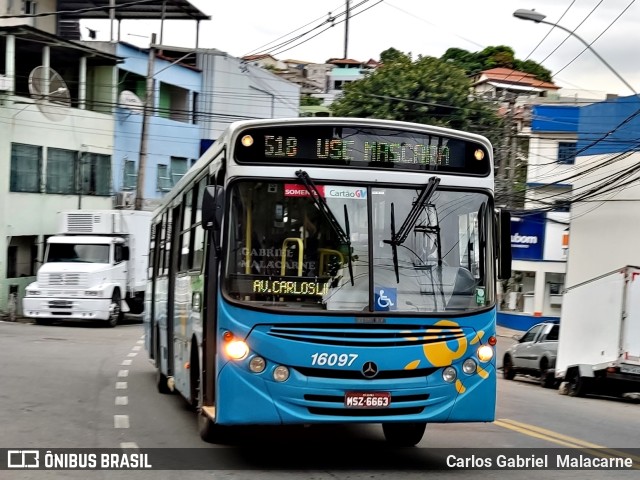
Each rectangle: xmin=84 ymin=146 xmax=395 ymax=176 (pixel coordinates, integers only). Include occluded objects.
xmin=513 ymin=9 xmax=637 ymax=95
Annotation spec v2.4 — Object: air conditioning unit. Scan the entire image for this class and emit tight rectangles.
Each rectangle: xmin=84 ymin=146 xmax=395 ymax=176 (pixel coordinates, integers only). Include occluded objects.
xmin=114 ymin=191 xmax=135 ymax=209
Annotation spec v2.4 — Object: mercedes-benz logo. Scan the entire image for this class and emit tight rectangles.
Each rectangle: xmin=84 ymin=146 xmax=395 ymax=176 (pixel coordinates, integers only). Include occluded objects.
xmin=361 ymin=361 xmax=379 ymax=379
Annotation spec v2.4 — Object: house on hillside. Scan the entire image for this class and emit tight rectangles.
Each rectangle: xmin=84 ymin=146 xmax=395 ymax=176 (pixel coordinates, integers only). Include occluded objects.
xmin=472 ymin=67 xmax=560 ymax=104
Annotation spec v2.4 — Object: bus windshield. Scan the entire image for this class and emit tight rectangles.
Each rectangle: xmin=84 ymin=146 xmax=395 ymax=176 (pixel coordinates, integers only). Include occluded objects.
xmin=224 ymin=180 xmax=492 ymax=313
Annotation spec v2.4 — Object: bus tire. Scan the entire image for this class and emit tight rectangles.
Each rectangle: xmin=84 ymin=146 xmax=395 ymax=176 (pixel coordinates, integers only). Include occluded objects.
xmin=155 ymin=335 xmax=172 ymax=394
xmin=156 ymin=368 xmax=172 ymax=394
xmin=189 ymin=345 xmax=199 ymax=411
xmin=382 ymin=422 xmax=426 ymax=447
xmin=198 ymin=412 xmax=222 ymax=443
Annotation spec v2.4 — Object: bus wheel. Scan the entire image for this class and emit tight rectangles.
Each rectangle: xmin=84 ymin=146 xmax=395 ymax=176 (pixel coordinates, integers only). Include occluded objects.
xmin=198 ymin=411 xmax=222 ymax=443
xmin=382 ymin=422 xmax=426 ymax=447
xmin=107 ymin=291 xmax=121 ymax=328
xmin=156 ymin=368 xmax=172 ymax=394
xmin=155 ymin=335 xmax=172 ymax=394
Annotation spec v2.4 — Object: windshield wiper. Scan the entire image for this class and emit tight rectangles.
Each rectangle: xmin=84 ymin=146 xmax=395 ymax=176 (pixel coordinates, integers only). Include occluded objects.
xmin=384 ymin=176 xmax=441 ymax=283
xmin=295 ymin=170 xmax=354 ymax=286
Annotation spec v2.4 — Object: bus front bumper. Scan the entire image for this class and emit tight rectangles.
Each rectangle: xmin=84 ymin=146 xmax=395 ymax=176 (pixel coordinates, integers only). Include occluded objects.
xmin=214 ymin=361 xmax=496 ymax=425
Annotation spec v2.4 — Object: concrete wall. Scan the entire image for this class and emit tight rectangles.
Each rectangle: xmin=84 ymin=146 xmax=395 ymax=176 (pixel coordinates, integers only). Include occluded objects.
xmin=0 ymin=97 xmax=114 ymax=313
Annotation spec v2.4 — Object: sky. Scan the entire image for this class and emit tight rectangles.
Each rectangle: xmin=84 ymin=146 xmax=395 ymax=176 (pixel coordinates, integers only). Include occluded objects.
xmin=82 ymin=0 xmax=640 ymax=98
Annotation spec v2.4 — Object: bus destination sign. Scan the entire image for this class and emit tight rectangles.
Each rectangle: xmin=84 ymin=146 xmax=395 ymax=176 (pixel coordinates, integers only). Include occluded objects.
xmin=234 ymin=125 xmax=490 ymax=175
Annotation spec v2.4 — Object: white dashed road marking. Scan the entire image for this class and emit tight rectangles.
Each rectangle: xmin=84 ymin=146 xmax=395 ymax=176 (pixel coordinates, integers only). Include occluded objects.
xmin=118 ymin=370 xmax=129 ymax=378
xmin=120 ymin=442 xmax=139 ymax=449
xmin=114 ymin=415 xmax=130 ymax=428
xmin=116 ymin=381 xmax=128 ymax=390
xmin=121 ymin=359 xmax=132 ymax=366
xmin=115 ymin=396 xmax=128 ymax=406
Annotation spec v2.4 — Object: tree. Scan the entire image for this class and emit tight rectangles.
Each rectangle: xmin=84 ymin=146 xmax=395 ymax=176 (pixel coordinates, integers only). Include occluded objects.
xmin=441 ymin=45 xmax=552 ymax=81
xmin=301 ymin=96 xmax=323 ymax=107
xmin=330 ymin=52 xmax=503 ymax=145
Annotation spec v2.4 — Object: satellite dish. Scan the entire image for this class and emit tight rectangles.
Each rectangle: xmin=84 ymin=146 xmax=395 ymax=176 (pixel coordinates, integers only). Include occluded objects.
xmin=118 ymin=90 xmax=144 ymax=114
xmin=28 ymin=66 xmax=71 ymax=122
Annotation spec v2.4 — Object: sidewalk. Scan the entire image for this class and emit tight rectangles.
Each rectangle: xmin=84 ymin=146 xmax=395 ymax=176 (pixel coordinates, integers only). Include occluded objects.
xmin=496 ymin=325 xmax=522 ymax=339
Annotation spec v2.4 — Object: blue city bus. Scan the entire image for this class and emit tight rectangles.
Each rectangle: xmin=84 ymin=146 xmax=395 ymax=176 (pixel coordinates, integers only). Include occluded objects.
xmin=144 ymin=117 xmax=512 ymax=446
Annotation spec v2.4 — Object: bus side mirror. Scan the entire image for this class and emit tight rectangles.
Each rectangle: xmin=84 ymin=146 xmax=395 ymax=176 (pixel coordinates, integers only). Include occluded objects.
xmin=202 ymin=185 xmax=224 ymax=231
xmin=497 ymin=209 xmax=512 ymax=280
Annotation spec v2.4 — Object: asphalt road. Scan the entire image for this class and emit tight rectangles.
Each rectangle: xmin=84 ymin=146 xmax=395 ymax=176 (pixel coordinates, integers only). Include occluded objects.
xmin=0 ymin=319 xmax=638 ymax=480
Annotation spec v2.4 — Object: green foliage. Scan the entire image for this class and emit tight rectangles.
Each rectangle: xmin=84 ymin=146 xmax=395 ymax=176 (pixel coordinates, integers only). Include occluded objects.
xmin=300 ymin=96 xmax=323 ymax=107
xmin=513 ymin=59 xmax=552 ymax=82
xmin=441 ymin=45 xmax=552 ymax=81
xmin=379 ymin=47 xmax=411 ymax=64
xmin=330 ymin=53 xmax=504 ymax=145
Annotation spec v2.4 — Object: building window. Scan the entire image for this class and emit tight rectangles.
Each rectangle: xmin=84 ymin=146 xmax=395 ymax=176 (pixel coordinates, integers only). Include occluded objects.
xmin=123 ymin=159 xmax=137 ymax=190
xmin=7 ymin=236 xmax=38 ymax=278
xmin=558 ymin=142 xmax=577 ymax=165
xmin=192 ymin=91 xmax=199 ymax=124
xmin=10 ymin=143 xmax=42 ymax=193
xmin=157 ymin=164 xmax=172 ymax=191
xmin=170 ymin=156 xmax=188 ymax=185
xmin=47 ymin=148 xmax=77 ymax=194
xmin=80 ymin=153 xmax=111 ymax=196
xmin=24 ymin=1 xmax=37 ymax=15
xmin=158 ymin=83 xmax=189 ymax=122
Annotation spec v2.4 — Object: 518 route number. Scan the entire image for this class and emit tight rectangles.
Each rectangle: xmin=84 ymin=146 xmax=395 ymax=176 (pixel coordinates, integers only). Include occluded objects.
xmin=310 ymin=353 xmax=358 ymax=367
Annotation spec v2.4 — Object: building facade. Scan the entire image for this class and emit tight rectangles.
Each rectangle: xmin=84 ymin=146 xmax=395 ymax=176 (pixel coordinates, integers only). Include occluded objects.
xmin=0 ymin=26 xmax=121 ymax=315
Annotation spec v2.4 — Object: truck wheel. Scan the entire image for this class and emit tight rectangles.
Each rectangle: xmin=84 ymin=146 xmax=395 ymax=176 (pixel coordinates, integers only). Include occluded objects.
xmin=503 ymin=355 xmax=516 ymax=380
xmin=107 ymin=291 xmax=122 ymax=328
xmin=539 ymin=359 xmax=555 ymax=388
xmin=382 ymin=422 xmax=426 ymax=447
xmin=567 ymin=368 xmax=588 ymax=397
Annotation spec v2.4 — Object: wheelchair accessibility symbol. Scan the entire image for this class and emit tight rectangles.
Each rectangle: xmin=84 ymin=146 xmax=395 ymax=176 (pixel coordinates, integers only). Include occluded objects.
xmin=375 ymin=287 xmax=397 ymax=311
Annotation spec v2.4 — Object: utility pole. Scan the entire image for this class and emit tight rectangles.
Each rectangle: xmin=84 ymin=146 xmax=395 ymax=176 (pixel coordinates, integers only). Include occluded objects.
xmin=505 ymin=94 xmax=518 ymax=209
xmin=344 ymin=0 xmax=350 ymax=58
xmin=135 ymin=33 xmax=156 ymax=211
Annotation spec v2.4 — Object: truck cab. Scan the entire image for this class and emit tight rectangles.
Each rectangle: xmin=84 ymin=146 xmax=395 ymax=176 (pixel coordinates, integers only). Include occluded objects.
xmin=23 ymin=210 xmax=151 ymax=327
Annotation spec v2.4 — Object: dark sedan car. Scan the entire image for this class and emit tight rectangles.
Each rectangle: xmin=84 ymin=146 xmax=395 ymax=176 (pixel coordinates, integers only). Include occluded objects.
xmin=503 ymin=321 xmax=559 ymax=388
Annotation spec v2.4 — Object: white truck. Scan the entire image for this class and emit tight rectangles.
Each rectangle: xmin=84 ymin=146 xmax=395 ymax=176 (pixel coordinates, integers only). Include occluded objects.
xmin=556 ymin=266 xmax=640 ymax=397
xmin=23 ymin=210 xmax=152 ymax=327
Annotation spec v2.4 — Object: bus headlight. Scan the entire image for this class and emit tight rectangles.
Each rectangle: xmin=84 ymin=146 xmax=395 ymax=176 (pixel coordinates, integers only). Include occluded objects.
xmin=477 ymin=345 xmax=494 ymax=362
xmin=442 ymin=366 xmax=457 ymax=383
xmin=225 ymin=340 xmax=249 ymax=360
xmin=249 ymin=356 xmax=266 ymax=373
xmin=462 ymin=358 xmax=477 ymax=375
xmin=273 ymin=365 xmax=290 ymax=382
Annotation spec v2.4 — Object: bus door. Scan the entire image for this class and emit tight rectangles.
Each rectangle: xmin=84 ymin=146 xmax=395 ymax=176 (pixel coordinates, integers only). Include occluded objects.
xmin=166 ymin=205 xmax=181 ymax=377
xmin=149 ymin=221 xmax=162 ymax=362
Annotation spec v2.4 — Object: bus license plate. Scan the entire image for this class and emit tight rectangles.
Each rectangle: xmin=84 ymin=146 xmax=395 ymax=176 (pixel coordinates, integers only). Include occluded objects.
xmin=344 ymin=392 xmax=391 ymax=408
